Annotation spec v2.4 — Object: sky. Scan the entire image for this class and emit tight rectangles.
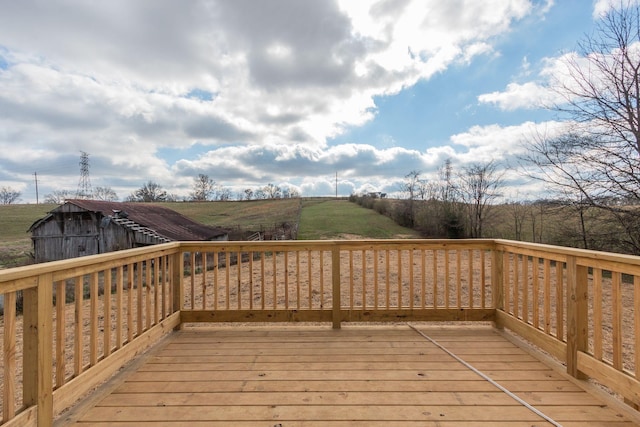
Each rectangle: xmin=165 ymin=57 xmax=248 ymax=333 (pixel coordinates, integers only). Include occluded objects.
xmin=0 ymin=0 xmax=629 ymax=203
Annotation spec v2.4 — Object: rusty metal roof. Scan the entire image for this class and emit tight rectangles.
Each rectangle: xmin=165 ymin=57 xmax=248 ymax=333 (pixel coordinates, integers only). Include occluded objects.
xmin=47 ymin=200 xmax=228 ymax=241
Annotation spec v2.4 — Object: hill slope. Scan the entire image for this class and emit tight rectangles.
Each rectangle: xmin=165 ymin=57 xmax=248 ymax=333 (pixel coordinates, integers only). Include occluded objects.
xmin=0 ymin=198 xmax=417 ymax=267
xmin=297 ymin=199 xmax=420 ymax=240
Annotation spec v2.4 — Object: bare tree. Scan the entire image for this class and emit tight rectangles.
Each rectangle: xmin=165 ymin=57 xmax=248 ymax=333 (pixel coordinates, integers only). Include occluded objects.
xmin=44 ymin=189 xmax=71 ymax=204
xmin=254 ymin=188 xmax=266 ymax=199
xmin=456 ymin=161 xmax=503 ymax=238
xmin=399 ymin=170 xmax=426 ymax=227
xmin=93 ymin=186 xmax=118 ymax=201
xmin=506 ymin=199 xmax=526 ymax=240
xmin=263 ymin=183 xmax=282 ymax=199
xmin=525 ymin=4 xmax=640 ymax=253
xmin=217 ymin=187 xmax=232 ymax=201
xmin=127 ymin=181 xmax=167 ymax=202
xmin=190 ymin=174 xmax=217 ymax=201
xmin=244 ymin=188 xmax=254 ymax=200
xmin=0 ymin=186 xmax=21 ymax=204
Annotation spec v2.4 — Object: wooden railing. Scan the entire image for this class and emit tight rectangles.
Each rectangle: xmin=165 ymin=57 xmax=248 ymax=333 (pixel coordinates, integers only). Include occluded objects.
xmin=1 ymin=239 xmax=639 ymax=426
xmin=0 ymin=243 xmax=183 ymax=427
xmin=178 ymin=240 xmax=495 ymax=326
xmin=493 ymin=239 xmax=640 ymax=407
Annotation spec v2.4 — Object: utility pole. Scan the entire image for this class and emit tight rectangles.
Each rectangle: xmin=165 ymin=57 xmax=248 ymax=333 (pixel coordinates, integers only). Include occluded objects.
xmin=34 ymin=172 xmax=39 ymax=204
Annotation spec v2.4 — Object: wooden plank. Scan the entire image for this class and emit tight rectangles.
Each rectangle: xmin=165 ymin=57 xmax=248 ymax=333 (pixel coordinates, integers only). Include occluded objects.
xmin=495 ymin=310 xmax=566 ymax=361
xmin=3 ymin=291 xmax=16 ymax=422
xmin=566 ymin=258 xmax=588 ymax=378
xmin=136 ymin=361 xmax=548 ymax=372
xmin=99 ymin=391 xmax=521 ymax=407
xmin=64 ymin=325 xmax=640 ymax=427
xmin=433 ymin=250 xmax=438 ymax=307
xmin=116 ymin=266 xmax=123 ymax=349
xmin=52 ymin=312 xmax=180 ymax=417
xmin=79 ymin=405 xmax=546 ymax=422
xmin=332 ymin=246 xmax=341 ymax=329
xmin=189 ymin=252 xmax=195 ymax=309
xmin=116 ymin=379 xmax=581 ymax=394
xmin=513 ymin=253 xmax=519 ymax=319
xmin=90 ymin=272 xmax=99 ymax=366
xmin=147 ymin=353 xmax=538 ymax=364
xmin=543 ymin=258 xmax=551 ymax=334
xmin=136 ymin=261 xmax=143 ymax=336
xmin=532 ymin=256 xmax=539 ymax=329
xmin=636 ymin=275 xmax=640 ymax=381
xmin=612 ymin=271 xmax=623 ymax=370
xmin=181 ymin=309 xmax=331 ymax=323
xmin=578 ymin=351 xmax=640 ymax=405
xmin=556 ymin=261 xmax=564 ymax=340
xmin=444 ymin=250 xmax=450 ymax=308
xmin=127 ymin=264 xmax=134 ymax=343
xmin=23 ymin=273 xmax=53 ymax=427
xmin=104 ymin=269 xmax=112 ymax=355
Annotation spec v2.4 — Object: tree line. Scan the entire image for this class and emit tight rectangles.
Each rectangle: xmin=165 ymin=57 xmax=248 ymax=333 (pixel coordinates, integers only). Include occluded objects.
xmin=350 ymin=159 xmax=503 ymax=239
xmin=30 ymin=174 xmax=300 ymax=204
xmin=351 ymin=4 xmax=640 ymax=256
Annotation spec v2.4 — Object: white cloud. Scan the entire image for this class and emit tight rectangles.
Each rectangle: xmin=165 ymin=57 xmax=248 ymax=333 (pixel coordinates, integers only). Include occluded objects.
xmin=592 ymin=0 xmax=640 ymax=19
xmin=0 ymin=0 xmax=552 ymax=201
xmin=478 ymin=81 xmax=559 ymax=110
xmin=450 ymin=120 xmax=568 ymax=162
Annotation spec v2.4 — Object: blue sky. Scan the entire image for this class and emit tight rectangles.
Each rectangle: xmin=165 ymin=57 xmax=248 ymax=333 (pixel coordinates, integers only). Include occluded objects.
xmin=330 ymin=1 xmax=590 ymax=152
xmin=0 ymin=0 xmax=627 ymax=202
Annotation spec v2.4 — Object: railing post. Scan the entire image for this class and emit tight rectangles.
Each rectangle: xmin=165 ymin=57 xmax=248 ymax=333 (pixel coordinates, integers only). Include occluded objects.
xmin=23 ymin=273 xmax=53 ymax=427
xmin=566 ymin=255 xmax=588 ymax=379
xmin=332 ymin=244 xmax=341 ymax=329
xmin=492 ymin=249 xmax=504 ymax=329
xmin=172 ymin=249 xmax=184 ymax=330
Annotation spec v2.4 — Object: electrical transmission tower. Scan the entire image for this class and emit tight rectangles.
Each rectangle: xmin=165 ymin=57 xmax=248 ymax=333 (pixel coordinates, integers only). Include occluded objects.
xmin=76 ymin=151 xmax=93 ymax=199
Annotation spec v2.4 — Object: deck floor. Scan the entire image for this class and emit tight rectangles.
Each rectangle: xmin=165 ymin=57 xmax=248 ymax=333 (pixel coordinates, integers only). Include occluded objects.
xmin=58 ymin=324 xmax=640 ymax=426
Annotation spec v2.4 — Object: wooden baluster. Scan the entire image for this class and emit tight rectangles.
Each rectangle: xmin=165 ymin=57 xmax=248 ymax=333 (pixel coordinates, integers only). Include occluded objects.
xmin=468 ymin=250 xmax=474 ymax=308
xmin=556 ymin=261 xmax=564 ymax=340
xmin=90 ymin=272 xmax=99 ymax=365
xmin=566 ymin=256 xmax=587 ymax=379
xmin=544 ymin=259 xmax=551 ymax=334
xmin=74 ymin=276 xmax=83 ymax=375
xmin=592 ymin=268 xmax=603 ymax=361
xmin=23 ymin=273 xmax=53 ymax=427
xmin=3 ymin=291 xmax=16 ymax=422
xmin=105 ymin=269 xmax=113 ymax=354
xmin=127 ymin=265 xmax=133 ymax=343
xmin=332 ymin=245 xmax=341 ymax=329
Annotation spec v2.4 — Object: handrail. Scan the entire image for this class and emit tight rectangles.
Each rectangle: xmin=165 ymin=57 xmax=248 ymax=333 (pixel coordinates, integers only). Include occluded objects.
xmin=0 ymin=238 xmax=639 ymax=426
xmin=0 ymin=243 xmax=182 ymax=427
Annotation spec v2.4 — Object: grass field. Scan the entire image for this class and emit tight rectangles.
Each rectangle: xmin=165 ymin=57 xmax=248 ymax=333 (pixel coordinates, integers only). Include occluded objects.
xmin=298 ymin=199 xmax=420 ymax=240
xmin=0 ymin=198 xmax=417 ymax=267
xmin=0 ymin=204 xmax=56 ymax=267
xmin=157 ymin=199 xmax=302 ymax=230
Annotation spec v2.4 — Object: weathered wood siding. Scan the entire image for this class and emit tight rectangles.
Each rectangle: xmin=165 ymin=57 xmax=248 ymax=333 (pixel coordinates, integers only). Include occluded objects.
xmin=32 ymin=211 xmax=101 ymax=262
xmin=31 ymin=211 xmax=162 ymax=263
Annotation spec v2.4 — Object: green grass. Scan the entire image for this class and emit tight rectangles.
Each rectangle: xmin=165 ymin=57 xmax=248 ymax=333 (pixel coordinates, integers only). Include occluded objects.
xmin=0 ymin=204 xmax=56 ymax=243
xmin=0 ymin=203 xmax=57 ymax=267
xmin=0 ymin=198 xmax=418 ymax=266
xmin=297 ymin=199 xmax=420 ymax=240
xmin=157 ymin=199 xmax=301 ymax=229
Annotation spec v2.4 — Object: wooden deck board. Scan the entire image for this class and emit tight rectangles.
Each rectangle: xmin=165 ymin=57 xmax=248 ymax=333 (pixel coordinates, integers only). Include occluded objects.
xmin=59 ymin=325 xmax=640 ymax=427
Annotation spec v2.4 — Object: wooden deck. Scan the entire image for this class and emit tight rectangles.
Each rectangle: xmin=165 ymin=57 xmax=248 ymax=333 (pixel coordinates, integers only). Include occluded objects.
xmin=57 ymin=324 xmax=640 ymax=427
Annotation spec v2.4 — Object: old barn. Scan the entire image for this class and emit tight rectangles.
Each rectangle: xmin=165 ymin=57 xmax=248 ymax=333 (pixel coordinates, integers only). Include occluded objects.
xmin=29 ymin=199 xmax=228 ymax=263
